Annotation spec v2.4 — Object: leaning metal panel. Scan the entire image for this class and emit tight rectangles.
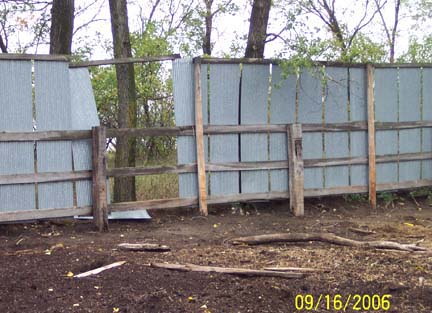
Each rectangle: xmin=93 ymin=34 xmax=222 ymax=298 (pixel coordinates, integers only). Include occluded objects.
xmin=374 ymin=68 xmax=398 ymax=184
xmin=173 ymin=59 xmax=197 ymax=197
xmin=70 ymin=68 xmax=100 ymax=207
xmin=35 ymin=61 xmax=73 ymax=209
xmin=209 ymin=64 xmax=241 ymax=195
xmin=0 ymin=60 xmax=35 ymax=212
xmin=298 ymin=68 xmax=324 ymax=189
xmin=324 ymin=67 xmax=349 ymax=188
xmin=240 ymin=64 xmax=270 ymax=193
xmin=269 ymin=65 xmax=296 ymax=191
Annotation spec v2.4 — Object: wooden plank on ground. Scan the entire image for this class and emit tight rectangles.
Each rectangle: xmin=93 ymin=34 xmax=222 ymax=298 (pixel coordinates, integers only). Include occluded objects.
xmin=194 ymin=62 xmax=208 ymax=216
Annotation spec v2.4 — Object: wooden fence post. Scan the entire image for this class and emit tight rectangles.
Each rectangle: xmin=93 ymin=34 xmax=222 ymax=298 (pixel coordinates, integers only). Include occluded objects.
xmin=193 ymin=60 xmax=208 ymax=216
xmin=367 ymin=64 xmax=377 ymax=209
xmin=288 ymin=124 xmax=304 ymax=216
xmin=92 ymin=126 xmax=109 ymax=231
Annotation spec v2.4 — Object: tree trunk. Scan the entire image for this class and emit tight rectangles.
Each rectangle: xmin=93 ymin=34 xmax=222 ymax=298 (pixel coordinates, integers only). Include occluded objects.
xmin=49 ymin=0 xmax=74 ymax=54
xmin=244 ymin=0 xmax=271 ymax=58
xmin=203 ymin=0 xmax=213 ymax=55
xmin=109 ymin=0 xmax=137 ymax=202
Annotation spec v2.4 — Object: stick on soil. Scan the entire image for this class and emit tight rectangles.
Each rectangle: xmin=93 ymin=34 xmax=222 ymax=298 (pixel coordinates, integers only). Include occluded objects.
xmin=75 ymin=261 xmax=126 ymax=278
xmin=150 ymin=263 xmax=304 ymax=279
xmin=229 ymin=232 xmax=429 ymax=252
xmin=118 ymin=243 xmax=170 ymax=252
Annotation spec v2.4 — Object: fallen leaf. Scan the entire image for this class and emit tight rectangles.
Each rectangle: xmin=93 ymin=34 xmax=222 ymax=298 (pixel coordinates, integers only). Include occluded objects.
xmin=66 ymin=271 xmax=74 ymax=278
xmin=404 ymin=222 xmax=414 ymax=227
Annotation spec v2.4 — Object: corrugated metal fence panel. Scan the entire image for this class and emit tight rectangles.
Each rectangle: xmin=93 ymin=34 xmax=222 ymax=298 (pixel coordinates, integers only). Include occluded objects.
xmin=399 ymin=68 xmax=421 ymax=182
xmin=35 ymin=61 xmax=74 ymax=209
xmin=240 ymin=64 xmax=270 ymax=193
xmin=209 ymin=64 xmax=240 ymax=195
xmin=201 ymin=64 xmax=210 ymax=194
xmin=349 ymin=68 xmax=368 ymax=186
xmin=374 ymin=68 xmax=398 ymax=184
xmin=0 ymin=60 xmax=35 ymax=212
xmin=298 ymin=68 xmax=324 ymax=189
xmin=269 ymin=65 xmax=296 ymax=191
xmin=324 ymin=67 xmax=349 ymax=187
xmin=70 ymin=68 xmax=100 ymax=207
xmin=173 ymin=59 xmax=197 ymax=197
xmin=422 ymin=68 xmax=432 ymax=179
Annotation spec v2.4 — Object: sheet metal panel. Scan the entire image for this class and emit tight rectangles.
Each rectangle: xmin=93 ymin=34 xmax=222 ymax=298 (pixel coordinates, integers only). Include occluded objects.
xmin=399 ymin=68 xmax=421 ymax=181
xmin=35 ymin=61 xmax=73 ymax=209
xmin=70 ymin=68 xmax=100 ymax=207
xmin=240 ymin=64 xmax=270 ymax=193
xmin=173 ymin=59 xmax=197 ymax=197
xmin=0 ymin=60 xmax=35 ymax=212
xmin=209 ymin=64 xmax=240 ymax=195
xmin=298 ymin=68 xmax=324 ymax=189
xmin=324 ymin=67 xmax=349 ymax=187
xmin=422 ymin=68 xmax=432 ymax=179
xmin=374 ymin=68 xmax=398 ymax=183
xmin=349 ymin=68 xmax=368 ymax=186
xmin=269 ymin=65 xmax=296 ymax=191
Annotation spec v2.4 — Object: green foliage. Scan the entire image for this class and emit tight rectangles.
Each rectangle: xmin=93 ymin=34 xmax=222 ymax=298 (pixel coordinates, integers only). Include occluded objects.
xmin=398 ymin=36 xmax=432 ymax=63
xmin=91 ymin=26 xmax=176 ymax=162
xmin=378 ymin=192 xmax=403 ymax=208
xmin=343 ymin=194 xmax=368 ymax=203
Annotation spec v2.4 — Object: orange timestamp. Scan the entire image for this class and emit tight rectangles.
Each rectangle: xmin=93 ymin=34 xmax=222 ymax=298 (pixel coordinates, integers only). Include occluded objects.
xmin=294 ymin=294 xmax=392 ymax=311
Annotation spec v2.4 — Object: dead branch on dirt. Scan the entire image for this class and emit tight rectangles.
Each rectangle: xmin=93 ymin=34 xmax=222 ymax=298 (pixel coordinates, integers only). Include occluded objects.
xmin=74 ymin=261 xmax=126 ymax=278
xmin=348 ymin=227 xmax=376 ymax=235
xmin=264 ymin=266 xmax=330 ymax=273
xmin=149 ymin=263 xmax=304 ymax=279
xmin=118 ymin=243 xmax=170 ymax=252
xmin=229 ymin=233 xmax=429 ymax=252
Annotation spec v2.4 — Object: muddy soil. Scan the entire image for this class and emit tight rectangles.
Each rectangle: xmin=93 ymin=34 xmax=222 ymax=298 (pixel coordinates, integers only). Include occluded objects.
xmin=0 ymin=196 xmax=431 ymax=313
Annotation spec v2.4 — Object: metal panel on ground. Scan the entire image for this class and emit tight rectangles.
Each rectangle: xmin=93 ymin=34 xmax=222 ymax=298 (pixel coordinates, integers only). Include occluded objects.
xmin=240 ymin=64 xmax=270 ymax=193
xmin=422 ymin=68 xmax=432 ymax=179
xmin=399 ymin=68 xmax=421 ymax=182
xmin=209 ymin=64 xmax=240 ymax=195
xmin=349 ymin=67 xmax=368 ymax=186
xmin=0 ymin=60 xmax=34 ymax=212
xmin=374 ymin=68 xmax=398 ymax=184
xmin=173 ymin=59 xmax=197 ymax=197
xmin=324 ymin=67 xmax=349 ymax=187
xmin=70 ymin=68 xmax=100 ymax=207
xmin=298 ymin=68 xmax=323 ymax=189
xmin=35 ymin=61 xmax=73 ymax=209
xmin=269 ymin=65 xmax=296 ymax=192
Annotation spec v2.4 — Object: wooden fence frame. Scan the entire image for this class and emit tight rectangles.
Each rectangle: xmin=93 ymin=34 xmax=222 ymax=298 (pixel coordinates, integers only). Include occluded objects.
xmin=1 ymin=62 xmax=432 ymax=229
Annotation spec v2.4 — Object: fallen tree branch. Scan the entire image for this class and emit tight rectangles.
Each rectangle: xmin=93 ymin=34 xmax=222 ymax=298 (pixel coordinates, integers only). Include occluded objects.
xmin=264 ymin=266 xmax=330 ymax=273
xmin=118 ymin=243 xmax=170 ymax=252
xmin=229 ymin=233 xmax=428 ymax=252
xmin=149 ymin=263 xmax=304 ymax=279
xmin=75 ymin=261 xmax=126 ymax=278
xmin=348 ymin=227 xmax=376 ymax=235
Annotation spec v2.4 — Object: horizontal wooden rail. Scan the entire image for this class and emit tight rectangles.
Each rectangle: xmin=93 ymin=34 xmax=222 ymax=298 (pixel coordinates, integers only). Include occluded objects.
xmin=107 ymin=152 xmax=432 ymax=178
xmin=0 ymin=206 xmax=92 ymax=222
xmin=107 ymin=178 xmax=432 ymax=213
xmin=0 ymin=130 xmax=92 ymax=142
xmin=0 ymin=170 xmax=92 ymax=185
xmin=0 ymin=53 xmax=69 ymax=61
xmin=105 ymin=121 xmax=432 ymax=138
xmin=70 ymin=54 xmax=181 ymax=68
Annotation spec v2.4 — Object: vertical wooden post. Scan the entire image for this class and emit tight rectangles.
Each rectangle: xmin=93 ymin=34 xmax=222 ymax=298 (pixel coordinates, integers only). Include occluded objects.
xmin=367 ymin=64 xmax=377 ymax=209
xmin=193 ymin=60 xmax=208 ymax=216
xmin=288 ymin=124 xmax=304 ymax=216
xmin=92 ymin=126 xmax=109 ymax=231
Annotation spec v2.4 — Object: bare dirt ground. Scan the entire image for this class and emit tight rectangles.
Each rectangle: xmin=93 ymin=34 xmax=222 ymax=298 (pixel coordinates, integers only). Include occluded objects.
xmin=0 ymin=195 xmax=431 ymax=313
